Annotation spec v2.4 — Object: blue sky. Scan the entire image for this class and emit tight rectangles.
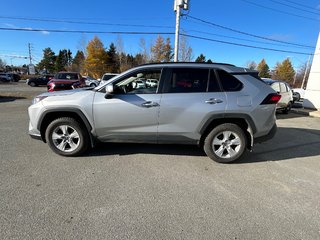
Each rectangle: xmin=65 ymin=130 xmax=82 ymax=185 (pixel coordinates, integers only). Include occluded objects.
xmin=1 ymin=0 xmax=320 ymax=70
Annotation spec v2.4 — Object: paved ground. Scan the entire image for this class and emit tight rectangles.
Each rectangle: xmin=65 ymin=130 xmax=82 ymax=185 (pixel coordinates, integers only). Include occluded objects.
xmin=1 ymin=83 xmax=320 ymax=239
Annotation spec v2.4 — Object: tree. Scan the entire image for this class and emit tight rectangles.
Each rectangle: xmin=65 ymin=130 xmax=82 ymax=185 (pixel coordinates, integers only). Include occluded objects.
xmin=151 ymin=35 xmax=173 ymax=62
xmin=246 ymin=61 xmax=257 ymax=70
xmin=195 ymin=54 xmax=206 ymax=62
xmin=273 ymin=58 xmax=296 ymax=84
xmin=139 ymin=38 xmax=150 ymax=64
xmin=294 ymin=61 xmax=311 ymax=88
xmin=84 ymin=36 xmax=109 ymax=79
xmin=72 ymin=50 xmax=85 ymax=73
xmin=106 ymin=43 xmax=119 ymax=73
xmin=55 ymin=49 xmax=73 ymax=72
xmin=0 ymin=58 xmax=6 ymax=70
xmin=179 ymin=34 xmax=193 ymax=62
xmin=37 ymin=48 xmax=56 ymax=73
xmin=257 ymin=59 xmax=271 ymax=78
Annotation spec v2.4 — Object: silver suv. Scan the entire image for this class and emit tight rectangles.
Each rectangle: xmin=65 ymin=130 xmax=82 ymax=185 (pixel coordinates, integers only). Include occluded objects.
xmin=28 ymin=63 xmax=280 ymax=163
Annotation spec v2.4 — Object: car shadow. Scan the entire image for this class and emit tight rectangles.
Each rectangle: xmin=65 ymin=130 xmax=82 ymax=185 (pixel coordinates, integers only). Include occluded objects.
xmin=83 ymin=126 xmax=320 ymax=164
xmin=237 ymin=127 xmax=320 ymax=164
xmin=0 ymin=96 xmax=26 ymax=103
xmin=85 ymin=142 xmax=206 ymax=157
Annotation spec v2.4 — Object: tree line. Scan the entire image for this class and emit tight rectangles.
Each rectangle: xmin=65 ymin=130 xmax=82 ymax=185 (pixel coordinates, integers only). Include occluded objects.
xmin=247 ymin=58 xmax=310 ymax=88
xmin=37 ymin=35 xmax=194 ymax=79
xmin=35 ymin=34 xmax=310 ymax=87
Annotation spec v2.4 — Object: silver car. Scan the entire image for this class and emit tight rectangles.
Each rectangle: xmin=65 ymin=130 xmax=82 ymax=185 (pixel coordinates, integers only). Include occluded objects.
xmin=28 ymin=63 xmax=280 ymax=163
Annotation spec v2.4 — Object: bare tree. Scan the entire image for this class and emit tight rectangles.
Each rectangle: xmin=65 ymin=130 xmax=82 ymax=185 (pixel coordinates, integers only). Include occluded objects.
xmin=179 ymin=34 xmax=193 ymax=62
xmin=139 ymin=38 xmax=150 ymax=63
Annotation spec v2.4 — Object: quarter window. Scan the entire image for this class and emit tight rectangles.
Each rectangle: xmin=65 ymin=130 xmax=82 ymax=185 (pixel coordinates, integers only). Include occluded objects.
xmin=217 ymin=70 xmax=243 ymax=91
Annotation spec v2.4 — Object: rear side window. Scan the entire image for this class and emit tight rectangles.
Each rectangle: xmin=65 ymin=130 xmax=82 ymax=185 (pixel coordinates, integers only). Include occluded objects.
xmin=208 ymin=69 xmax=221 ymax=92
xmin=164 ymin=68 xmax=209 ymax=93
xmin=217 ymin=70 xmax=243 ymax=91
xmin=271 ymin=83 xmax=280 ymax=92
xmin=280 ymin=83 xmax=287 ymax=93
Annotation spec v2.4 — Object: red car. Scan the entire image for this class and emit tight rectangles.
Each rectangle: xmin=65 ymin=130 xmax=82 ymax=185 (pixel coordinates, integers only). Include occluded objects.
xmin=47 ymin=72 xmax=85 ymax=92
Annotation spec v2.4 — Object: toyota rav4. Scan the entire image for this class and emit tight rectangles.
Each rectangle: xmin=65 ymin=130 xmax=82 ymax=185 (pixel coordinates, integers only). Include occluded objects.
xmin=28 ymin=63 xmax=280 ymax=163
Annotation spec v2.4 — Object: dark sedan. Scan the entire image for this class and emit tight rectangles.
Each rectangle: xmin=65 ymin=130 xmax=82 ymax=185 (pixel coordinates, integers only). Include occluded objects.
xmin=27 ymin=75 xmax=54 ymax=87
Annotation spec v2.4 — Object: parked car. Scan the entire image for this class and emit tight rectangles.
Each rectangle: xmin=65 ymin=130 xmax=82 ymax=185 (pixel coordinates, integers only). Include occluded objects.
xmin=28 ymin=62 xmax=280 ymax=163
xmin=146 ymin=79 xmax=158 ymax=88
xmin=8 ymin=73 xmax=21 ymax=82
xmin=292 ymin=88 xmax=305 ymax=102
xmin=262 ymin=78 xmax=293 ymax=113
xmin=47 ymin=72 xmax=85 ymax=92
xmin=27 ymin=75 xmax=54 ymax=87
xmin=102 ymin=73 xmax=118 ymax=81
xmin=0 ymin=73 xmax=13 ymax=82
xmin=82 ymin=75 xmax=100 ymax=87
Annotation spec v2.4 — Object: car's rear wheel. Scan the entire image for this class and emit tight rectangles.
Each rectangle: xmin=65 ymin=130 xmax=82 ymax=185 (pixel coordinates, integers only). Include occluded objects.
xmin=282 ymin=101 xmax=292 ymax=114
xmin=204 ymin=123 xmax=247 ymax=163
xmin=45 ymin=117 xmax=89 ymax=156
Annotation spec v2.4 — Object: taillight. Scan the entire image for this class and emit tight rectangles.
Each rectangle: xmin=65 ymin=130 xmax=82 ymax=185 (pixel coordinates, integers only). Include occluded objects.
xmin=261 ymin=93 xmax=281 ymax=105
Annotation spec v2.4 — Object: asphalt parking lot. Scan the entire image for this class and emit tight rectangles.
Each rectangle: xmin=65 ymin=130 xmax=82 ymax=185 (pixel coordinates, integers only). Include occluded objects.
xmin=1 ymin=82 xmax=320 ymax=239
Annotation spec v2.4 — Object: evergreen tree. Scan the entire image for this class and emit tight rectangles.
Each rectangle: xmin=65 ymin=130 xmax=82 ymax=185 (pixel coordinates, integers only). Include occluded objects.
xmin=72 ymin=50 xmax=85 ymax=73
xmin=37 ymin=48 xmax=56 ymax=73
xmin=106 ymin=43 xmax=119 ymax=73
xmin=257 ymin=59 xmax=271 ymax=78
xmin=55 ymin=49 xmax=72 ymax=72
xmin=195 ymin=54 xmax=206 ymax=62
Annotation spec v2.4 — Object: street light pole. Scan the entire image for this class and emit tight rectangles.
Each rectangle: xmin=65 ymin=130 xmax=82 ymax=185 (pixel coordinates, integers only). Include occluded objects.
xmin=174 ymin=4 xmax=181 ymax=62
xmin=174 ymin=0 xmax=189 ymax=62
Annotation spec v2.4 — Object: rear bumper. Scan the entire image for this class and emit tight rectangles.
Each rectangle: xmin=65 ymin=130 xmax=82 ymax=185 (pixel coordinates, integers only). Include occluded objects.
xmin=254 ymin=123 xmax=277 ymax=143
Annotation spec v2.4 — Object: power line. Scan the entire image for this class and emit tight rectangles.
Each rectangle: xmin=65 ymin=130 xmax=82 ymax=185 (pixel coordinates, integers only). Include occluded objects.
xmin=0 ymin=27 xmax=175 ymax=35
xmin=185 ymin=15 xmax=314 ymax=49
xmin=0 ymin=16 xmax=174 ymax=29
xmin=281 ymin=0 xmax=320 ymax=12
xmin=268 ymin=0 xmax=320 ymax=15
xmin=0 ymin=26 xmax=314 ymax=56
xmin=180 ymin=33 xmax=313 ymax=56
xmin=182 ymin=25 xmax=312 ymax=50
xmin=240 ymin=0 xmax=320 ymax=22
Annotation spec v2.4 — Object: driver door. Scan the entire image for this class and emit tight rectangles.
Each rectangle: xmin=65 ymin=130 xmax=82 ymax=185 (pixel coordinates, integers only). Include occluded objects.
xmin=93 ymin=68 xmax=162 ymax=143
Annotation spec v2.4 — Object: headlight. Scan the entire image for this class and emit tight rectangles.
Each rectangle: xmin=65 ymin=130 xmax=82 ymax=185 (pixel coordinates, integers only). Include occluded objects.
xmin=32 ymin=96 xmax=48 ymax=105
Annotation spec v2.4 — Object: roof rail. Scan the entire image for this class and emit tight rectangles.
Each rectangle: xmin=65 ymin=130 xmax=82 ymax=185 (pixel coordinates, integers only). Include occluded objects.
xmin=139 ymin=62 xmax=235 ymax=67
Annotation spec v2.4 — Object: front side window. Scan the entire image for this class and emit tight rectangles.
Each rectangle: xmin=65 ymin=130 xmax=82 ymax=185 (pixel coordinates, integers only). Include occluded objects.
xmin=113 ymin=69 xmax=161 ymax=94
xmin=164 ymin=68 xmax=209 ymax=93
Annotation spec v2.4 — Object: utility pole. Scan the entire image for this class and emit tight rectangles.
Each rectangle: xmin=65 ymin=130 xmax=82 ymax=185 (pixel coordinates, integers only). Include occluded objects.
xmin=174 ymin=0 xmax=189 ymax=62
xmin=28 ymin=43 xmax=32 ymax=64
xmin=301 ymin=54 xmax=311 ymax=89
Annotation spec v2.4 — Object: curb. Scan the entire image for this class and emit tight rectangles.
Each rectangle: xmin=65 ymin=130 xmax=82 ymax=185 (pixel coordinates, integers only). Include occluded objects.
xmin=291 ymin=108 xmax=320 ymax=118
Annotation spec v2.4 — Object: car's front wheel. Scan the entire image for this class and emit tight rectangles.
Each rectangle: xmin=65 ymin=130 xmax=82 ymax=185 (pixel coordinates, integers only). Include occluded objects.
xmin=45 ymin=117 xmax=89 ymax=156
xmin=204 ymin=123 xmax=247 ymax=163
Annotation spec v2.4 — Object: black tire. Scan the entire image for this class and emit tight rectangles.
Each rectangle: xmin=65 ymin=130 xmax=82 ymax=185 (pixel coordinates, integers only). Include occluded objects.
xmin=282 ymin=101 xmax=292 ymax=114
xmin=30 ymin=82 xmax=37 ymax=87
xmin=45 ymin=117 xmax=89 ymax=156
xmin=204 ymin=123 xmax=247 ymax=163
xmin=90 ymin=83 xmax=97 ymax=87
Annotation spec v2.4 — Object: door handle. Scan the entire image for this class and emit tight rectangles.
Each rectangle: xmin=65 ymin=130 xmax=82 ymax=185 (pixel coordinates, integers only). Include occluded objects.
xmin=205 ymin=98 xmax=223 ymax=104
xmin=141 ymin=101 xmax=160 ymax=108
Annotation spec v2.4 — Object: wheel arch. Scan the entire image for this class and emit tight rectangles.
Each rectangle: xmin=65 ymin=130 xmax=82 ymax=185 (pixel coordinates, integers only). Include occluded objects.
xmin=199 ymin=114 xmax=256 ymax=150
xmin=38 ymin=109 xmax=95 ymax=147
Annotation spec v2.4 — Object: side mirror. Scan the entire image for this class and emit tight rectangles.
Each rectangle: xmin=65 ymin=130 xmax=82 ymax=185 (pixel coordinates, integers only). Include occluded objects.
xmin=104 ymin=84 xmax=114 ymax=99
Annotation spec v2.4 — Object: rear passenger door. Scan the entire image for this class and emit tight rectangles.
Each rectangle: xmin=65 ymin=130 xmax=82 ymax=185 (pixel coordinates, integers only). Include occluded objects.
xmin=157 ymin=67 xmax=227 ymax=143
